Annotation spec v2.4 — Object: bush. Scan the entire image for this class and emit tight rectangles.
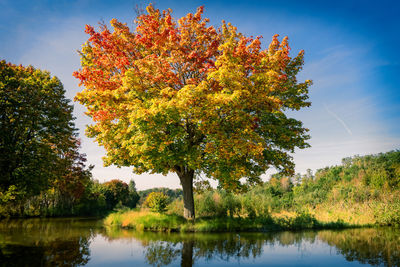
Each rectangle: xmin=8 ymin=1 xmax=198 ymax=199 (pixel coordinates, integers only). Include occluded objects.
xmin=373 ymin=200 xmax=400 ymax=226
xmin=144 ymin=192 xmax=169 ymax=213
xmin=221 ymin=191 xmax=241 ymax=217
xmin=238 ymin=192 xmax=270 ymax=218
xmin=167 ymin=198 xmax=184 ymax=216
xmin=195 ymin=191 xmax=242 ymax=218
xmin=195 ymin=191 xmax=224 ymax=217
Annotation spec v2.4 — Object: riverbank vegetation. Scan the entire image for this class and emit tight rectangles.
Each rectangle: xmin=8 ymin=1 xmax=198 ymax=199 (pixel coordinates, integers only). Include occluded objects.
xmin=105 ymin=150 xmax=400 ymax=232
xmin=104 ymin=209 xmax=352 ymax=232
xmin=0 ymin=61 xmax=90 ymax=217
xmin=0 ymin=177 xmax=140 ymax=217
xmin=0 ymin=61 xmax=141 ymax=218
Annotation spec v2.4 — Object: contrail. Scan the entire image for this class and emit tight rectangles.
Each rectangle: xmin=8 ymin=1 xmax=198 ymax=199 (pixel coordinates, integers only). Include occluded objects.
xmin=324 ymin=103 xmax=353 ymax=136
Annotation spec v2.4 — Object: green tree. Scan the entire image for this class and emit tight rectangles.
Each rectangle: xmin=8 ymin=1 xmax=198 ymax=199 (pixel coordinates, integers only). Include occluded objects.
xmin=74 ymin=5 xmax=311 ymax=219
xmin=103 ymin=179 xmax=130 ymax=209
xmin=139 ymin=187 xmax=183 ymax=202
xmin=51 ymin=138 xmax=93 ymax=214
xmin=127 ymin=180 xmax=140 ymax=208
xmin=0 ymin=60 xmax=76 ymax=200
xmin=75 ymin=179 xmax=107 ymax=215
xmin=144 ymin=192 xmax=169 ymax=213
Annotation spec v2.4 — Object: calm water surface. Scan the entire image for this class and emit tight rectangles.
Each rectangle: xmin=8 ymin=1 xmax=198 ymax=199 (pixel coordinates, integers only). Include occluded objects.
xmin=0 ymin=218 xmax=399 ymax=266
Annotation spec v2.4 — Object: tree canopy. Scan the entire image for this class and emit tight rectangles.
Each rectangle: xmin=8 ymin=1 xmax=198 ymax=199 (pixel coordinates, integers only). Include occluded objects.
xmin=0 ymin=60 xmax=76 ymax=197
xmin=0 ymin=60 xmax=98 ymax=217
xmin=74 ymin=5 xmax=311 ymax=219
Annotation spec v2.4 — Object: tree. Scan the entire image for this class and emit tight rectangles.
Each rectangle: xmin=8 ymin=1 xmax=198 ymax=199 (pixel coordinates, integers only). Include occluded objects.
xmin=0 ymin=60 xmax=76 ymax=199
xmin=103 ymin=179 xmax=130 ymax=209
xmin=138 ymin=187 xmax=183 ymax=202
xmin=127 ymin=180 xmax=140 ymax=208
xmin=74 ymin=5 xmax=311 ymax=219
xmin=50 ymin=138 xmax=93 ymax=214
xmin=144 ymin=192 xmax=169 ymax=213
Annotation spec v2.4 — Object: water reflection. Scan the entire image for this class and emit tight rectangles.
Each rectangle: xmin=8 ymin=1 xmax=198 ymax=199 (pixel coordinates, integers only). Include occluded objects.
xmin=0 ymin=218 xmax=99 ymax=266
xmin=103 ymin=230 xmax=267 ymax=266
xmin=319 ymin=228 xmax=400 ymax=267
xmin=0 ymin=218 xmax=399 ymax=267
xmin=104 ymin=227 xmax=400 ymax=267
xmin=102 ymin=227 xmax=400 ymax=267
xmin=145 ymin=241 xmax=180 ymax=267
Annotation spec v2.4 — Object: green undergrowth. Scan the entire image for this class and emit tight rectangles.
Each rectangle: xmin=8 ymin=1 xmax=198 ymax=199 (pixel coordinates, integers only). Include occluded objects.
xmin=104 ymin=210 xmax=361 ymax=233
xmin=104 ymin=210 xmax=185 ymax=231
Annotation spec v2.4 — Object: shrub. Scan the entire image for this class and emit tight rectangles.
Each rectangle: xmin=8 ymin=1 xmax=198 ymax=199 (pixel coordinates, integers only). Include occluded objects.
xmin=221 ymin=191 xmax=241 ymax=217
xmin=167 ymin=198 xmax=184 ymax=216
xmin=373 ymin=200 xmax=400 ymax=226
xmin=195 ymin=191 xmax=221 ymax=217
xmin=144 ymin=192 xmax=169 ymax=213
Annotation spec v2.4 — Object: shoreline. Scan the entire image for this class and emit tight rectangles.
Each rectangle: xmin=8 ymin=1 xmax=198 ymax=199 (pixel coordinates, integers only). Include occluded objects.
xmin=103 ymin=210 xmax=372 ymax=233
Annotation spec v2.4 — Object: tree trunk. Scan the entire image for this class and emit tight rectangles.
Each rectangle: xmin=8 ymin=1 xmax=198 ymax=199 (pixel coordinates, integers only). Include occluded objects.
xmin=177 ymin=169 xmax=195 ymax=220
xmin=181 ymin=240 xmax=194 ymax=267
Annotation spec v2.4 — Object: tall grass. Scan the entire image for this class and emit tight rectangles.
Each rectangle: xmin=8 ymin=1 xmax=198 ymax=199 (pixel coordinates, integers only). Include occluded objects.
xmin=104 ymin=210 xmax=186 ymax=231
xmin=104 ymin=209 xmax=355 ymax=232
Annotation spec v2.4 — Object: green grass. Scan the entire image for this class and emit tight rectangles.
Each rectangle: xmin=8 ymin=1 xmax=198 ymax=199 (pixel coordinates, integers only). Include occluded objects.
xmin=104 ymin=210 xmax=186 ymax=231
xmin=104 ymin=210 xmax=361 ymax=232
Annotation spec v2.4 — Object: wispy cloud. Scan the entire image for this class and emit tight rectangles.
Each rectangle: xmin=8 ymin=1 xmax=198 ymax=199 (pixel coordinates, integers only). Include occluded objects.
xmin=323 ymin=103 xmax=353 ymax=136
xmin=299 ymin=46 xmax=365 ymax=92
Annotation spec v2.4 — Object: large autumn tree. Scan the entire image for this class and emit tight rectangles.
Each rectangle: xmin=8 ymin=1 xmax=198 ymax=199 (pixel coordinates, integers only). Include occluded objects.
xmin=74 ymin=5 xmax=311 ymax=219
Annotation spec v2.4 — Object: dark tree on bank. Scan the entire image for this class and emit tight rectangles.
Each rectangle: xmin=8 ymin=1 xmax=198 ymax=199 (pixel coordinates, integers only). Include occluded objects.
xmin=0 ymin=60 xmax=77 ymax=199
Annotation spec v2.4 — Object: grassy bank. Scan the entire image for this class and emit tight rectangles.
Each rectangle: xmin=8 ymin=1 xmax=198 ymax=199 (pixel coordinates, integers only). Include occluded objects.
xmin=104 ymin=151 xmax=399 ymax=232
xmin=104 ymin=210 xmax=359 ymax=232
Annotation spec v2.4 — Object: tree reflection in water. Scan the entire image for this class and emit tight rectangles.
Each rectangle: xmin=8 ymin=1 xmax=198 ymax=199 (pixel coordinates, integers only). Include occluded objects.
xmin=0 ymin=238 xmax=91 ymax=266
xmin=104 ymin=227 xmax=400 ymax=267
xmin=1 ymin=218 xmax=399 ymax=267
xmin=142 ymin=234 xmax=264 ymax=267
xmin=0 ymin=218 xmax=97 ymax=266
xmin=318 ymin=228 xmax=400 ymax=267
xmin=145 ymin=241 xmax=180 ymax=267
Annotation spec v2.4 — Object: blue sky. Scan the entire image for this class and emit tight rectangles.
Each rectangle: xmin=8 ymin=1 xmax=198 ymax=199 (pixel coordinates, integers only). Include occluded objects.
xmin=1 ymin=0 xmax=399 ymax=189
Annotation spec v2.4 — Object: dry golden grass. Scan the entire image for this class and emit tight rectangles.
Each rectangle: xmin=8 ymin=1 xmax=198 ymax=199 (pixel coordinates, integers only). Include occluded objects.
xmin=271 ymin=210 xmax=297 ymax=219
xmin=309 ymin=202 xmax=375 ymax=225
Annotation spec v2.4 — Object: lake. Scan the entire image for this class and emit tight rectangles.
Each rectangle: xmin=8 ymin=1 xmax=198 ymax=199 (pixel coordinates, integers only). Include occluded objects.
xmin=0 ymin=218 xmax=399 ymax=266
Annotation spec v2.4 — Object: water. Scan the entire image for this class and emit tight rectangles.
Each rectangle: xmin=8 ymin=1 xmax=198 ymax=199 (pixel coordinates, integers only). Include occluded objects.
xmin=0 ymin=218 xmax=399 ymax=266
